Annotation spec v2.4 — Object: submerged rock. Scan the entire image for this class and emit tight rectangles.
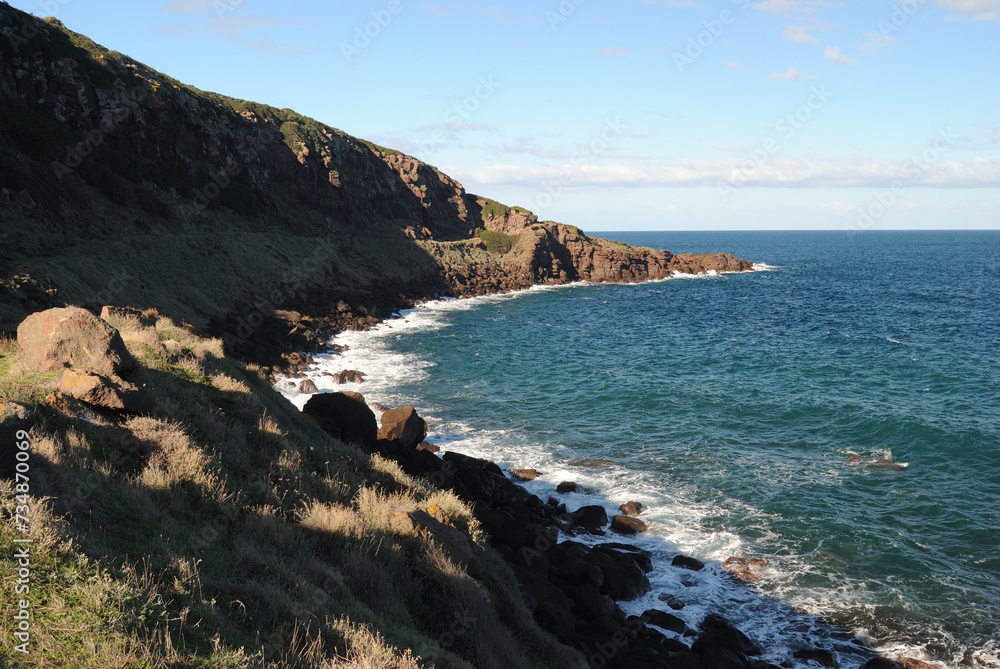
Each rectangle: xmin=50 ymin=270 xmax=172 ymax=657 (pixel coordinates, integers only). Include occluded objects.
xmin=619 ymin=500 xmax=643 ymax=517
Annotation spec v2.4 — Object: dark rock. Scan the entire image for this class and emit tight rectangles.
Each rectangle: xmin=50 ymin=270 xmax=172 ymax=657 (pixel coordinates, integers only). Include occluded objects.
xmin=672 ymin=554 xmax=705 ymax=571
xmin=562 ymin=582 xmax=616 ymax=621
xmin=619 ymin=500 xmax=643 ymax=517
xmin=377 ymin=406 xmax=427 ymax=448
xmin=585 ymin=548 xmax=651 ymax=601
xmin=302 ymin=392 xmax=377 ymax=448
xmin=611 ymin=515 xmax=649 ymax=535
xmin=509 ymin=468 xmax=540 ymax=481
xmin=794 ymin=648 xmax=838 ymax=668
xmin=298 ymin=378 xmax=319 ymax=394
xmin=667 ymin=650 xmax=704 ymax=669
xmin=556 ymin=481 xmax=579 ymax=493
xmin=642 ymin=609 xmax=686 ymax=634
xmin=18 ymin=307 xmax=133 ymax=376
xmin=554 ymin=554 xmax=605 ymax=587
xmin=694 ymin=613 xmax=764 ymax=657
xmin=658 ymin=593 xmax=686 ymax=610
xmin=572 ymin=504 xmax=609 ymax=531
xmin=697 ymin=646 xmax=751 ymax=669
xmin=594 ymin=543 xmax=654 ymax=573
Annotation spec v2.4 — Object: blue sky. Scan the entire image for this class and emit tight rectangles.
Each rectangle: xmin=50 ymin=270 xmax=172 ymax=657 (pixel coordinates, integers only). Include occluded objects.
xmin=10 ymin=0 xmax=1000 ymax=231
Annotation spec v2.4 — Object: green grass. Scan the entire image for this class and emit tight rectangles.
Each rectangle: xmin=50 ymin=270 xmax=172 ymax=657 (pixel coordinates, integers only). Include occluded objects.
xmin=473 ymin=228 xmax=520 ymax=255
xmin=0 ymin=314 xmax=582 ymax=668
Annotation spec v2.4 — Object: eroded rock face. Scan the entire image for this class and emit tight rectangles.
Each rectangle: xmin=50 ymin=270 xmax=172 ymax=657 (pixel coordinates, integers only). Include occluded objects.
xmin=17 ymin=307 xmax=133 ymax=376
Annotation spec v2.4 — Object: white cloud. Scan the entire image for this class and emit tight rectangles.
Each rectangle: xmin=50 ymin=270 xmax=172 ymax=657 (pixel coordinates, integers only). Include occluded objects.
xmin=931 ymin=0 xmax=1000 ymax=20
xmin=824 ymin=45 xmax=856 ymax=64
xmin=782 ymin=24 xmax=821 ymax=44
xmin=455 ymin=157 xmax=1000 ymax=189
xmin=858 ymin=31 xmax=897 ymax=55
xmin=768 ymin=66 xmax=818 ymax=80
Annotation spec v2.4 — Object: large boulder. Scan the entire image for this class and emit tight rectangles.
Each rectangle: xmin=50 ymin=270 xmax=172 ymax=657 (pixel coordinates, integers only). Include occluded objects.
xmin=302 ymin=392 xmax=377 ymax=448
xmin=17 ymin=307 xmax=133 ymax=376
xmin=377 ymin=406 xmax=427 ymax=449
xmin=610 ymin=515 xmax=648 ymax=535
xmin=57 ymin=369 xmax=153 ymax=413
xmin=693 ymin=613 xmax=764 ymax=657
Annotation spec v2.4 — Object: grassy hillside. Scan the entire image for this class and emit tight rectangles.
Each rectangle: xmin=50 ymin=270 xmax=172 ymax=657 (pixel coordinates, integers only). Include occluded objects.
xmin=0 ymin=313 xmax=582 ymax=668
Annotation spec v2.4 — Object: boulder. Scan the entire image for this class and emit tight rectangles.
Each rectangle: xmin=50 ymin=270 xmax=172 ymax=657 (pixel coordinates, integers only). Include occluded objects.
xmin=585 ymin=547 xmax=651 ymax=600
xmin=556 ymin=481 xmax=579 ymax=493
xmin=302 ymin=392 xmax=377 ymax=448
xmin=298 ymin=378 xmax=319 ymax=394
xmin=619 ymin=501 xmax=643 ymax=517
xmin=672 ymin=554 xmax=705 ymax=571
xmin=794 ymin=648 xmax=838 ymax=668
xmin=611 ymin=515 xmax=648 ymax=535
xmin=17 ymin=307 xmax=133 ymax=376
xmin=642 ymin=609 xmax=686 ymax=634
xmin=693 ymin=613 xmax=764 ymax=657
xmin=332 ymin=369 xmax=366 ymax=384
xmin=595 ymin=543 xmax=654 ymax=573
xmin=416 ymin=442 xmax=440 ymax=453
xmin=57 ymin=368 xmax=153 ymax=413
xmin=572 ymin=505 xmax=609 ymax=531
xmin=378 ymin=406 xmax=427 ymax=449
xmin=509 ymin=468 xmax=540 ymax=481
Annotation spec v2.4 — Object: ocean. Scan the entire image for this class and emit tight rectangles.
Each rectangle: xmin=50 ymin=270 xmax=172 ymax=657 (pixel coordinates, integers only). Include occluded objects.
xmin=278 ymin=230 xmax=1000 ymax=668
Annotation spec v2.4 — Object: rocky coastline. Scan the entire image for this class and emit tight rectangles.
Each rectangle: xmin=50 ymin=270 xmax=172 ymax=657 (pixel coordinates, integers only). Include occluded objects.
xmin=278 ymin=281 xmax=936 ymax=669
xmin=297 ymin=389 xmax=922 ymax=669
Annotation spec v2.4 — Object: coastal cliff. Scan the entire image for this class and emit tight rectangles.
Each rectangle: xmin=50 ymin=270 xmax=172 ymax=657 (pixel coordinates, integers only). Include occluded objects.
xmin=0 ymin=5 xmax=750 ymax=369
xmin=0 ymin=5 xmax=774 ymax=668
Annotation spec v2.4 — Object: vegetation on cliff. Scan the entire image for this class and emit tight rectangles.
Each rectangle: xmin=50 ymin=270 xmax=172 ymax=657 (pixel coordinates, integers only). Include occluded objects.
xmin=0 ymin=311 xmax=582 ymax=668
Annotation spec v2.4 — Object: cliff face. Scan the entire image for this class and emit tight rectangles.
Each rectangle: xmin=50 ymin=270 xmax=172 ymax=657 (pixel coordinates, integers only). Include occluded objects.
xmin=0 ymin=5 xmax=752 ymax=362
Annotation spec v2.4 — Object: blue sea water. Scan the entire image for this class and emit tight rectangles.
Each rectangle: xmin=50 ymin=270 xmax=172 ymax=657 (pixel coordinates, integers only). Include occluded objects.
xmin=280 ymin=230 xmax=1000 ymax=668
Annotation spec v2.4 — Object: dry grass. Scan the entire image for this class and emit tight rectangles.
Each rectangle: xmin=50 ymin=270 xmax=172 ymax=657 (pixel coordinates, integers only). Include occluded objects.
xmin=0 ymin=314 xmax=584 ymax=668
